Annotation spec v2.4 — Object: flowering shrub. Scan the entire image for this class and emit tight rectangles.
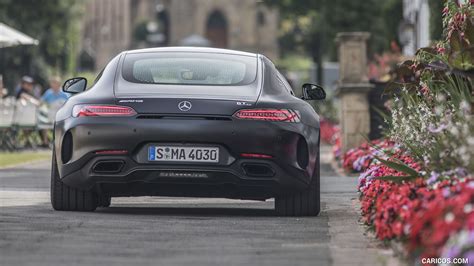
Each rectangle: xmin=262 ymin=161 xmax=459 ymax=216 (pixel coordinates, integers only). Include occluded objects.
xmin=407 ymin=180 xmax=474 ymax=258
xmin=368 ymin=41 xmax=402 ymax=82
xmin=386 ymin=0 xmax=473 ymax=178
xmin=357 ymin=149 xmax=474 ymax=260
xmin=358 ymin=151 xmax=423 ymax=192
xmin=343 ymin=139 xmax=396 ymax=173
xmin=441 ymin=229 xmax=474 ymax=264
xmin=320 ymin=117 xmax=339 ymax=144
xmin=349 ymin=1 xmax=474 ymax=263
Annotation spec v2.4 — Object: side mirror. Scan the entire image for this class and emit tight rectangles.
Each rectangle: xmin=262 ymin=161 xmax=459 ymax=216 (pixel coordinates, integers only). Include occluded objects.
xmin=302 ymin=83 xmax=326 ymax=100
xmin=63 ymin=77 xmax=87 ymax=94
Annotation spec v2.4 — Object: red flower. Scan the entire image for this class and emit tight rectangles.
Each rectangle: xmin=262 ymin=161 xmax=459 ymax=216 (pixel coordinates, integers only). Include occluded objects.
xmin=354 ymin=139 xmax=474 ymax=258
xmin=360 ymin=176 xmax=474 ymax=257
xmin=342 ymin=139 xmax=397 ymax=173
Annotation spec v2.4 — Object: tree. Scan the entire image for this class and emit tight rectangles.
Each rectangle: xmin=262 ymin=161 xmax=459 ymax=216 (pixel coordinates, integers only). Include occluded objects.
xmin=265 ymin=0 xmax=403 ymax=84
xmin=381 ymin=0 xmax=404 ymax=51
xmin=429 ymin=0 xmax=444 ymax=41
xmin=0 ymin=0 xmax=83 ymax=89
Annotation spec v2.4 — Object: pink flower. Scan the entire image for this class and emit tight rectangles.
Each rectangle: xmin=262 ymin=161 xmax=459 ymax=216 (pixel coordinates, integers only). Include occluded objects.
xmin=442 ymin=7 xmax=449 ymax=16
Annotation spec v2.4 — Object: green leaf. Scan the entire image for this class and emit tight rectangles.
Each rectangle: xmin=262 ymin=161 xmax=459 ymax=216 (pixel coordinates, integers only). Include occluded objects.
xmin=383 ymin=82 xmax=418 ymax=95
xmin=464 ymin=18 xmax=474 ymax=45
xmin=372 ymin=105 xmax=390 ymax=122
xmin=374 ymin=156 xmax=420 ymax=177
xmin=448 ymin=47 xmax=474 ymax=71
xmin=415 ymin=47 xmax=438 ymax=57
xmin=395 ymin=63 xmax=415 ymax=76
xmin=376 ymin=175 xmax=418 ymax=184
xmin=450 ymin=30 xmax=464 ymax=52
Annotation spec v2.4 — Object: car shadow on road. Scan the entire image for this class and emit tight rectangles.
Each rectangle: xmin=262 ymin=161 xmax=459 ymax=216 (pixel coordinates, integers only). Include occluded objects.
xmin=95 ymin=201 xmax=326 ymax=218
xmin=96 ymin=206 xmax=277 ymax=217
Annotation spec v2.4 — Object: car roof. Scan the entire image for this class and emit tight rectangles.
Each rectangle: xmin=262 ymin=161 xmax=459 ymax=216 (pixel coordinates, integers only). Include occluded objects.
xmin=124 ymin=46 xmax=258 ymax=57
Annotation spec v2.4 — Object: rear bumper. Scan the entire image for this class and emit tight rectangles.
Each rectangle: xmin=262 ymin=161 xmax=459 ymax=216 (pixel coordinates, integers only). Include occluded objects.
xmin=61 ymin=155 xmax=309 ymax=199
xmin=54 ymin=116 xmax=320 ymax=199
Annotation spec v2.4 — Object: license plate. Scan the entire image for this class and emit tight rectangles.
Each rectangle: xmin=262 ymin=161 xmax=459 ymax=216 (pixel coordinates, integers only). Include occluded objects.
xmin=148 ymin=146 xmax=219 ymax=163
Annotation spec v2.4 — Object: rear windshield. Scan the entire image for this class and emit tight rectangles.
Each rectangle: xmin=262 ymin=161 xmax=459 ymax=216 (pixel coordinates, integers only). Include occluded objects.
xmin=122 ymin=52 xmax=257 ymax=86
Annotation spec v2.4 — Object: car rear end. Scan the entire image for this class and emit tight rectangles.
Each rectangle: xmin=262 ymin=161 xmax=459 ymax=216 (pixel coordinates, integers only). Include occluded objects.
xmin=55 ymin=49 xmax=318 ymax=201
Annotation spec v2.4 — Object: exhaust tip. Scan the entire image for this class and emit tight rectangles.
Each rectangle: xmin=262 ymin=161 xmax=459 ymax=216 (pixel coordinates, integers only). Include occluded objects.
xmin=242 ymin=163 xmax=275 ymax=177
xmin=92 ymin=160 xmax=124 ymax=174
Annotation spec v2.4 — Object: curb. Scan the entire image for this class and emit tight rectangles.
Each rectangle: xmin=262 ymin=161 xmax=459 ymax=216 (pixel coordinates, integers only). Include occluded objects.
xmin=352 ymin=199 xmax=407 ymax=266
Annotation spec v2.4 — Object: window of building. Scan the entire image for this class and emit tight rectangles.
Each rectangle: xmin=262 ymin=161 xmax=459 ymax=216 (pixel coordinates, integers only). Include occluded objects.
xmin=205 ymin=10 xmax=228 ymax=48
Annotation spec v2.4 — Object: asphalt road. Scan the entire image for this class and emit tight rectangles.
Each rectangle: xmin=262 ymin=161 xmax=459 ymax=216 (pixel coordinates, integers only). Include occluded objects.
xmin=0 ymin=147 xmax=394 ymax=266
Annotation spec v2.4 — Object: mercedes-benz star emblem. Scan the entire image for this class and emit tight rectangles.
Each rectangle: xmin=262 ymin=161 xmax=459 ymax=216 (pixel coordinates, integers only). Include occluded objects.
xmin=178 ymin=101 xmax=192 ymax=112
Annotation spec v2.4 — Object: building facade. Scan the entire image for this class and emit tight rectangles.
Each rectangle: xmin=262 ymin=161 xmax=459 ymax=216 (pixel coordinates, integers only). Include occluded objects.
xmin=80 ymin=0 xmax=132 ymax=70
xmin=80 ymin=0 xmax=279 ymax=70
xmin=401 ymin=0 xmax=430 ymax=56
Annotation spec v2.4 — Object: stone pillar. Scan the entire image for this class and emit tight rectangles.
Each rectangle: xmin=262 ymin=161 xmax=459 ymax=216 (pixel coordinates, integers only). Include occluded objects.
xmin=335 ymin=32 xmax=373 ymax=153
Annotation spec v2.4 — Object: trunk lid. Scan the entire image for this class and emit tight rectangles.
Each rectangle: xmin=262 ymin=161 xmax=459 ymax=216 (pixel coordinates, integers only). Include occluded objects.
xmin=114 ymin=80 xmax=261 ymax=116
xmin=115 ymin=96 xmax=256 ymax=116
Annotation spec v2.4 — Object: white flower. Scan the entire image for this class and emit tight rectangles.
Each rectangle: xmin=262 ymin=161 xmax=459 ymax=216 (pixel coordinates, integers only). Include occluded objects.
xmin=467 ymin=137 xmax=474 ymax=146
xmin=460 ymin=100 xmax=471 ymax=113
xmin=464 ymin=204 xmax=472 ymax=213
xmin=437 ymin=94 xmax=446 ymax=102
xmin=450 ymin=126 xmax=459 ymax=136
xmin=459 ymin=146 xmax=467 ymax=154
xmin=462 ymin=154 xmax=471 ymax=166
xmin=445 ymin=212 xmax=455 ymax=223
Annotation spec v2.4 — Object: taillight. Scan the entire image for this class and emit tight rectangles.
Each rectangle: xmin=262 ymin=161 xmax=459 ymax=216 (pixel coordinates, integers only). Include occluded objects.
xmin=233 ymin=109 xmax=300 ymax=122
xmin=72 ymin=105 xmax=137 ymax=117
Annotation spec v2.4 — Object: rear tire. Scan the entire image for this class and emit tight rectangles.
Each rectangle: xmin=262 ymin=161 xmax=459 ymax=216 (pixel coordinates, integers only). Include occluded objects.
xmin=50 ymin=151 xmax=98 ymax=212
xmin=98 ymin=195 xmax=111 ymax=208
xmin=275 ymin=150 xmax=320 ymax=217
